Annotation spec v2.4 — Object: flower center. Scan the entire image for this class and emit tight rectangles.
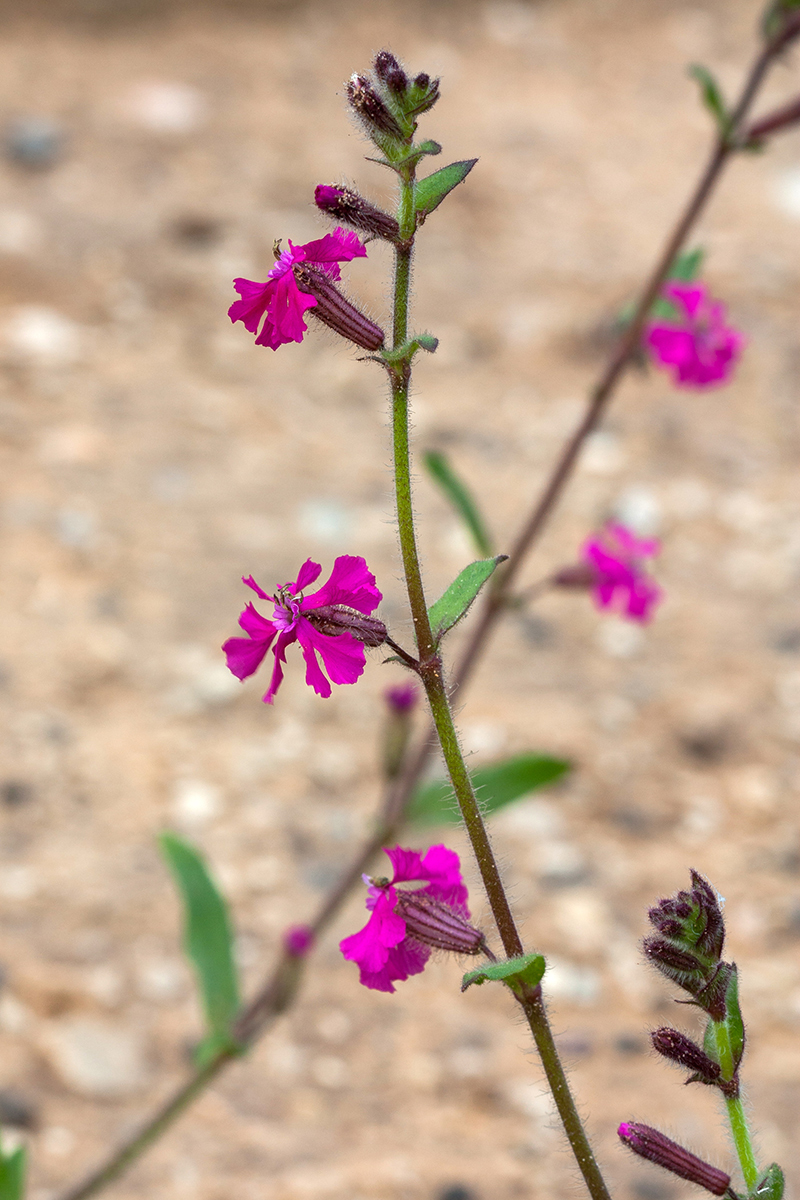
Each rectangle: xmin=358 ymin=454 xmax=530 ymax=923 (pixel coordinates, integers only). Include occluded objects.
xmin=271 ymin=586 xmax=303 ymax=632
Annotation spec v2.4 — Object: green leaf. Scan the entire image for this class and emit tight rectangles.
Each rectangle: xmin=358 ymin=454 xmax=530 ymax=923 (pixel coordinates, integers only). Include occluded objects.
xmin=415 ymin=159 xmax=477 ymax=220
xmin=462 ymin=953 xmax=546 ymax=995
xmin=753 ymin=1164 xmax=785 ymax=1200
xmin=723 ymin=965 xmax=745 ymax=1071
xmin=0 ymin=1140 xmax=25 ymax=1200
xmin=688 ymin=64 xmax=730 ymax=135
xmin=160 ymin=833 xmax=241 ymax=1063
xmin=414 ymin=333 xmax=439 ymax=353
xmin=408 ymin=753 xmax=570 ymax=825
xmin=428 ymin=556 xmax=506 ymax=642
xmin=669 ymin=246 xmax=704 ymax=282
xmin=424 ymin=450 xmax=493 ymax=557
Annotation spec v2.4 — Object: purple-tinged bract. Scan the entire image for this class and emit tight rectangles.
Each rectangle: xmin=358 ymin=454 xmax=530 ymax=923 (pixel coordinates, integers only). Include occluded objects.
xmin=646 ymin=282 xmax=743 ymax=388
xmin=222 ymin=555 xmax=382 ymax=704
xmin=581 ymin=522 xmax=662 ymax=623
xmin=228 ymin=227 xmax=367 ymax=351
xmin=340 ymin=845 xmax=472 ymax=993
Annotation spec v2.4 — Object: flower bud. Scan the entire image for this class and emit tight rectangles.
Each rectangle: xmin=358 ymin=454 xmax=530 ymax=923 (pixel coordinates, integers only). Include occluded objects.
xmin=315 ymin=184 xmax=400 ymax=243
xmin=395 ymin=891 xmax=484 ymax=955
xmin=304 ymin=604 xmax=387 ymax=647
xmin=385 ymin=681 xmax=418 ymax=715
xmin=551 ymin=563 xmax=598 ymax=590
xmin=745 ymin=94 xmax=800 ymax=142
xmin=382 ymin=682 xmax=418 ymax=780
xmin=373 ymin=50 xmax=408 ymax=95
xmin=651 ymin=1027 xmax=723 ymax=1086
xmin=283 ymin=925 xmax=314 ymax=957
xmin=292 ymin=265 xmax=385 ymax=351
xmin=347 ymin=74 xmax=405 ymax=140
xmin=618 ymin=1123 xmax=731 ymax=1196
xmin=407 ymin=73 xmax=441 ymax=115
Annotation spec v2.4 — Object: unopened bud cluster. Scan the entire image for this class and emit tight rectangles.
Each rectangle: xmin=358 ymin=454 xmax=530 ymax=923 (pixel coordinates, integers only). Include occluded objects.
xmin=346 ymin=50 xmax=440 ymax=158
xmin=644 ymin=869 xmax=729 ymax=1018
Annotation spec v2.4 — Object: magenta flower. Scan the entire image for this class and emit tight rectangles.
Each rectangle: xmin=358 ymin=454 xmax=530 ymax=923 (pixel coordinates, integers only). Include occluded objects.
xmin=582 ymin=522 xmax=662 ymax=622
xmin=223 ymin=555 xmax=383 ymax=704
xmin=228 ymin=226 xmax=367 ymax=350
xmin=646 ymin=282 xmax=743 ymax=388
xmin=340 ymin=845 xmax=476 ymax=993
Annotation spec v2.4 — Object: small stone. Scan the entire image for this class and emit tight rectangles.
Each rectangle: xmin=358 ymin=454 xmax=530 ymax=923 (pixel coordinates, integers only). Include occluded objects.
xmin=40 ymin=1016 xmax=149 ymax=1098
xmin=3 ymin=307 xmax=83 ymax=366
xmin=0 ymin=1088 xmax=37 ymax=1129
xmin=121 ymin=82 xmax=206 ymax=134
xmin=171 ymin=779 xmax=222 ymax=827
xmin=4 ymin=117 xmax=63 ymax=169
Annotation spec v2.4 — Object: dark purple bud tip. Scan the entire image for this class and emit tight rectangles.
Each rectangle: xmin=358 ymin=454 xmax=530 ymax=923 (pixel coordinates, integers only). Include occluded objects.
xmin=643 ymin=936 xmax=705 ymax=977
xmin=346 ymin=74 xmax=405 ymax=139
xmin=374 ymin=50 xmax=408 ymax=94
xmin=385 ymin=681 xmax=419 ymax=715
xmin=651 ymin=1028 xmax=721 ymax=1084
xmin=314 ymin=183 xmax=400 ymax=242
xmin=293 ymin=265 xmax=385 ymax=351
xmin=284 ymin=925 xmax=314 ymax=957
xmin=395 ymin=892 xmax=484 ymax=955
xmin=618 ymin=1123 xmax=731 ymax=1196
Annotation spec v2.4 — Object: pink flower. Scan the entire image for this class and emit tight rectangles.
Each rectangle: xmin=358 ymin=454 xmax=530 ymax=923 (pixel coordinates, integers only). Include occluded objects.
xmin=228 ymin=226 xmax=367 ymax=350
xmin=223 ymin=555 xmax=383 ymax=704
xmin=384 ymin=681 xmax=419 ymax=715
xmin=340 ymin=845 xmax=471 ymax=993
xmin=582 ymin=522 xmax=662 ymax=622
xmin=646 ymin=282 xmax=743 ymax=388
xmin=283 ymin=925 xmax=314 ymax=958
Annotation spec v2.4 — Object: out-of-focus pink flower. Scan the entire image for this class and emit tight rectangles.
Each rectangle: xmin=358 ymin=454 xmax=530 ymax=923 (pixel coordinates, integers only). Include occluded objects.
xmin=223 ymin=556 xmax=383 ymax=704
xmin=582 ymin=522 xmax=662 ymax=622
xmin=646 ymin=282 xmax=743 ymax=388
xmin=384 ymin=681 xmax=419 ymax=715
xmin=283 ymin=925 xmax=314 ymax=958
xmin=340 ymin=845 xmax=471 ymax=993
xmin=228 ymin=227 xmax=367 ymax=350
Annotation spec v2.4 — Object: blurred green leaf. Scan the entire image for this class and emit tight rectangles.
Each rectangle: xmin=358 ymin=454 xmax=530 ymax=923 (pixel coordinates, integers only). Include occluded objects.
xmin=0 ymin=1138 xmax=25 ymax=1200
xmin=669 ymin=246 xmax=704 ymax=282
xmin=409 ymin=753 xmax=570 ymax=825
xmin=424 ymin=449 xmax=493 ymax=557
xmin=462 ymin=952 xmax=546 ymax=994
xmin=160 ymin=833 xmax=241 ymax=1063
xmin=688 ymin=64 xmax=730 ymax=135
xmin=415 ymin=159 xmax=477 ymax=220
xmin=753 ymin=1164 xmax=785 ymax=1200
xmin=428 ymin=556 xmax=505 ymax=643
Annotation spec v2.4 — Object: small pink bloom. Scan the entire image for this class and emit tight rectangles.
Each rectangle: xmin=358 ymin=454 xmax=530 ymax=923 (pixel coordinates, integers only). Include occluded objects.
xmin=340 ymin=845 xmax=469 ymax=993
xmin=646 ymin=282 xmax=743 ymax=388
xmin=283 ymin=925 xmax=314 ymax=957
xmin=223 ymin=555 xmax=382 ymax=704
xmin=384 ymin=681 xmax=419 ymax=715
xmin=582 ymin=522 xmax=662 ymax=623
xmin=228 ymin=226 xmax=367 ymax=350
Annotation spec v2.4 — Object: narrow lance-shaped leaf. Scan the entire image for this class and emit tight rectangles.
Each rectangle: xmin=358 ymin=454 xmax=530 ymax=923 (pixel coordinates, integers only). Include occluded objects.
xmin=409 ymin=752 xmax=570 ymax=825
xmin=669 ymin=246 xmax=704 ymax=282
xmin=424 ymin=449 xmax=493 ymax=557
xmin=160 ymin=833 xmax=242 ymax=1063
xmin=0 ymin=1136 xmax=26 ymax=1200
xmin=688 ymin=64 xmax=730 ymax=135
xmin=415 ymin=159 xmax=477 ymax=221
xmin=462 ymin=953 xmax=546 ymax=995
xmin=428 ymin=555 xmax=506 ymax=643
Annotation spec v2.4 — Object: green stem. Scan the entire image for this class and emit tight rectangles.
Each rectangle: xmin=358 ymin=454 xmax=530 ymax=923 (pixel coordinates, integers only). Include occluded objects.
xmin=388 ymin=151 xmax=611 ymax=1200
xmin=713 ymin=1020 xmax=759 ymax=1192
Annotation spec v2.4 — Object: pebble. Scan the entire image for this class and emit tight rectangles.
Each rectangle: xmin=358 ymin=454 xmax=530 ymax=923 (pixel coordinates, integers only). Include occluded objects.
xmin=3 ymin=307 xmax=83 ymax=366
xmin=171 ymin=778 xmax=222 ymax=827
xmin=121 ymin=82 xmax=206 ymax=134
xmin=4 ymin=117 xmax=63 ymax=169
xmin=39 ymin=1016 xmax=149 ymax=1098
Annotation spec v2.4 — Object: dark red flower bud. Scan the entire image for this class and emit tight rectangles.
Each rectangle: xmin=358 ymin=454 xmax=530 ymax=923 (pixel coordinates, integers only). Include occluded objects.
xmin=315 ymin=184 xmax=400 ymax=242
xmin=385 ymin=681 xmax=418 ymax=715
xmin=643 ymin=936 xmax=705 ymax=977
xmin=292 ymin=265 xmax=385 ymax=351
xmin=651 ymin=1028 xmax=722 ymax=1082
xmin=551 ymin=563 xmax=598 ymax=590
xmin=304 ymin=604 xmax=387 ymax=647
xmin=395 ymin=892 xmax=484 ymax=955
xmin=407 ymin=74 xmax=440 ymax=116
xmin=374 ymin=50 xmax=408 ymax=95
xmin=618 ymin=1123 xmax=731 ymax=1195
xmin=347 ymin=74 xmax=405 ymax=139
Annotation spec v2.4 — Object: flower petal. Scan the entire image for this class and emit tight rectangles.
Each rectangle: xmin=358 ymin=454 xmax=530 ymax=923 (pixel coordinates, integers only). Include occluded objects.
xmin=294 ymin=624 xmax=332 ymax=698
xmin=238 ymin=601 xmax=276 ymax=639
xmin=302 ymin=554 xmax=382 ymax=614
xmin=291 ymin=559 xmax=323 ymax=593
xmin=255 ymin=273 xmax=317 ymax=350
xmin=304 ymin=625 xmax=366 ymax=687
xmin=223 ymin=632 xmax=273 ymax=681
xmin=263 ymin=630 xmax=294 ymax=704
xmin=228 ymin=278 xmax=271 ymax=334
xmin=243 ymin=574 xmax=272 ymax=601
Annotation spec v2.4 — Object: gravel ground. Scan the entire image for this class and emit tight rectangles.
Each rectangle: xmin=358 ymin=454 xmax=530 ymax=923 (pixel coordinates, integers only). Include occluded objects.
xmin=0 ymin=2 xmax=799 ymax=1199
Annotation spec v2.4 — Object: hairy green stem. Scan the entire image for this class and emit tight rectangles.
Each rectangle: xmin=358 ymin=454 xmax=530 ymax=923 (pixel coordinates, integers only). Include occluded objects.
xmin=713 ymin=1020 xmax=759 ymax=1192
xmin=389 ymin=153 xmax=611 ymax=1200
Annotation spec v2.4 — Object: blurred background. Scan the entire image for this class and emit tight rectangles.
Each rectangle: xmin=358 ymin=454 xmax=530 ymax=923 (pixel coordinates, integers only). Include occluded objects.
xmin=0 ymin=1 xmax=799 ymax=1198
